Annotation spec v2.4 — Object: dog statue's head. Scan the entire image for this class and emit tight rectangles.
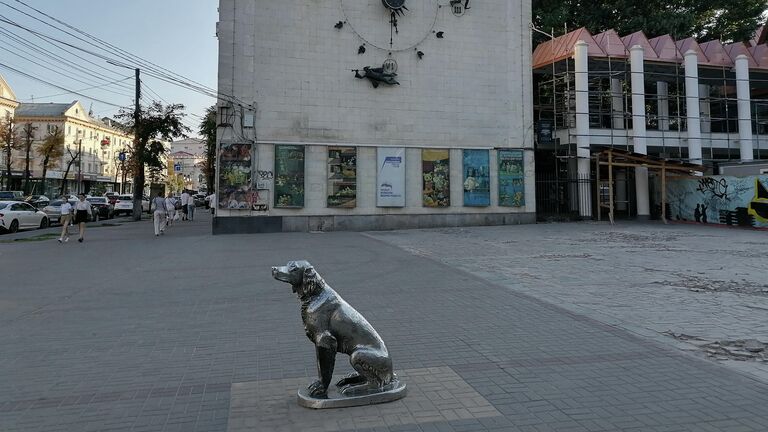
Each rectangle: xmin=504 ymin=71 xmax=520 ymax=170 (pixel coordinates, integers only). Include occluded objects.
xmin=272 ymin=260 xmax=323 ymax=298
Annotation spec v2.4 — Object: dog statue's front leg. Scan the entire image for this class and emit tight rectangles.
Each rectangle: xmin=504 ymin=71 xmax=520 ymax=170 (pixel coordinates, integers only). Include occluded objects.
xmin=309 ymin=331 xmax=337 ymax=398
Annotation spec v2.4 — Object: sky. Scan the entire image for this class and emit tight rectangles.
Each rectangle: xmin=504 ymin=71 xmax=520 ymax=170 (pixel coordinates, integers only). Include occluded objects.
xmin=0 ymin=0 xmax=219 ymax=137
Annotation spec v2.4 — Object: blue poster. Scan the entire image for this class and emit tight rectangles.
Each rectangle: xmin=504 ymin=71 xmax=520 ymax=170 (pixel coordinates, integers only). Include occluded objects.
xmin=498 ymin=149 xmax=525 ymax=207
xmin=462 ymin=149 xmax=490 ymax=207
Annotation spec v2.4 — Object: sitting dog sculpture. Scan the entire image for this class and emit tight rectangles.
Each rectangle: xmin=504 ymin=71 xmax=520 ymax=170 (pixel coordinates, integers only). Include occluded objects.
xmin=272 ymin=260 xmax=395 ymax=398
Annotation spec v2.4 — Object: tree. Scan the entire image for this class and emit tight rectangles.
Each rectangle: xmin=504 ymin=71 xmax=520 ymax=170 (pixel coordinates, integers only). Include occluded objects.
xmin=532 ymin=0 xmax=766 ymax=44
xmin=37 ymin=126 xmax=64 ymax=196
xmin=116 ymin=101 xmax=188 ymax=220
xmin=199 ymin=105 xmax=216 ymax=194
xmin=0 ymin=116 xmax=20 ymax=191
xmin=21 ymin=123 xmax=37 ymax=194
xmin=59 ymin=142 xmax=81 ymax=196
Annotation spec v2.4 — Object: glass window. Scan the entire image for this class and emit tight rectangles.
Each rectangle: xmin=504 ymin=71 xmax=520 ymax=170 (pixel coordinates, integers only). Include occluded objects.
xmin=0 ymin=202 xmax=8 ymax=210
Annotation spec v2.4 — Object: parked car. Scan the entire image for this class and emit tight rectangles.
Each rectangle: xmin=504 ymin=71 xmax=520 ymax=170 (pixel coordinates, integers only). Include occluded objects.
xmin=0 ymin=191 xmax=24 ymax=201
xmin=0 ymin=200 xmax=50 ymax=233
xmin=113 ymin=195 xmax=150 ymax=216
xmin=104 ymin=192 xmax=119 ymax=205
xmin=41 ymin=200 xmax=98 ymax=224
xmin=86 ymin=197 xmax=115 ymax=219
xmin=193 ymin=194 xmax=207 ymax=208
xmin=24 ymin=194 xmax=50 ymax=208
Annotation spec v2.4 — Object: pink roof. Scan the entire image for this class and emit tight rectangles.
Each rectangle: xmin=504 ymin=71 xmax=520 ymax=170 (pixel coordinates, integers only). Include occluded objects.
xmin=700 ymin=40 xmax=733 ymax=66
xmin=621 ymin=31 xmax=659 ymax=59
xmin=750 ymin=44 xmax=768 ymax=68
xmin=532 ymin=27 xmax=605 ymax=69
xmin=724 ymin=42 xmax=758 ymax=67
xmin=532 ymin=25 xmax=768 ymax=70
xmin=676 ymin=38 xmax=709 ymax=64
xmin=649 ymin=35 xmax=682 ymax=62
xmin=593 ymin=29 xmax=628 ymax=57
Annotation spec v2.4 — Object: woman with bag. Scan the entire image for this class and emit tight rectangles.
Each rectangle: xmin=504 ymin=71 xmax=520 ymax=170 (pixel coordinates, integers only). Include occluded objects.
xmin=73 ymin=193 xmax=91 ymax=243
xmin=58 ymin=195 xmax=73 ymax=243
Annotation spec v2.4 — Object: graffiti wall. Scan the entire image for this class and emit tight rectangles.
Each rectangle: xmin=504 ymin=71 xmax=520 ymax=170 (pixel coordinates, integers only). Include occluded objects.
xmin=666 ymin=175 xmax=768 ymax=228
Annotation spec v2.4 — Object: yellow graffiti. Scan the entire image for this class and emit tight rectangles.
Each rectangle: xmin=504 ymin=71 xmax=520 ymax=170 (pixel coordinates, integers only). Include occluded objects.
xmin=747 ymin=178 xmax=768 ymax=222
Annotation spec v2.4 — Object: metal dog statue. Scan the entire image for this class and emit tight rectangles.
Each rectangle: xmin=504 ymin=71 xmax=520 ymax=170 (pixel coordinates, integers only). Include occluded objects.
xmin=272 ymin=260 xmax=405 ymax=406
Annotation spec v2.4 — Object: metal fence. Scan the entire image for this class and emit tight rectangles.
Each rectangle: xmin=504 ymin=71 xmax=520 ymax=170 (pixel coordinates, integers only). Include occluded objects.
xmin=535 ymin=172 xmax=593 ymax=221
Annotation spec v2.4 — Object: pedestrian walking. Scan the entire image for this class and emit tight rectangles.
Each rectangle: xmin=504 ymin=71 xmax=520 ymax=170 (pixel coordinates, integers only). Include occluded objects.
xmin=206 ymin=192 xmax=216 ymax=215
xmin=165 ymin=193 xmax=176 ymax=228
xmin=73 ymin=193 xmax=91 ymax=243
xmin=152 ymin=193 xmax=167 ymax=236
xmin=187 ymin=196 xmax=195 ymax=221
xmin=180 ymin=190 xmax=190 ymax=221
xmin=58 ymin=195 xmax=73 ymax=243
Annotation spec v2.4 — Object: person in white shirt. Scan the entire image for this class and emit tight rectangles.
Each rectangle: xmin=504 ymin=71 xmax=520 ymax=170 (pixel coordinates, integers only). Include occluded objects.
xmin=187 ymin=194 xmax=195 ymax=221
xmin=73 ymin=193 xmax=91 ymax=243
xmin=180 ymin=191 xmax=190 ymax=221
xmin=206 ymin=193 xmax=216 ymax=215
xmin=151 ymin=193 xmax=167 ymax=236
xmin=58 ymin=195 xmax=73 ymax=243
xmin=165 ymin=193 xmax=176 ymax=227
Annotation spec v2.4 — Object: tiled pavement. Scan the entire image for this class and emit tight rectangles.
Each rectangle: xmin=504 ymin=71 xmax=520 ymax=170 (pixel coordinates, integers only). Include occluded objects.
xmin=1 ymin=216 xmax=767 ymax=431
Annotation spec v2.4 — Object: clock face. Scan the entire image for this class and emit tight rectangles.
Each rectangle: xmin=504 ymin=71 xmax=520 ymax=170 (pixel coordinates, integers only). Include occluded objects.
xmin=382 ymin=0 xmax=406 ymax=10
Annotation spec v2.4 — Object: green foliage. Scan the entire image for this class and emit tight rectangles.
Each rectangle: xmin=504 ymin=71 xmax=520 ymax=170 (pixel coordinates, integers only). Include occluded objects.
xmin=532 ymin=0 xmax=766 ymax=44
xmin=199 ymin=105 xmax=216 ymax=193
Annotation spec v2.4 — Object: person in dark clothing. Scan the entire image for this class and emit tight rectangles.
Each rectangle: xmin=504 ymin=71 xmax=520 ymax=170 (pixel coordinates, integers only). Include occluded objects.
xmin=694 ymin=204 xmax=701 ymax=222
xmin=701 ymin=204 xmax=708 ymax=223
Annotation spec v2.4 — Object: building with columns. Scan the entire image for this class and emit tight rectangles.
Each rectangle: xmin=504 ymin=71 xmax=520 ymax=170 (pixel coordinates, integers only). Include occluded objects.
xmin=215 ymin=0 xmax=535 ymax=233
xmin=532 ymin=27 xmax=768 ymax=220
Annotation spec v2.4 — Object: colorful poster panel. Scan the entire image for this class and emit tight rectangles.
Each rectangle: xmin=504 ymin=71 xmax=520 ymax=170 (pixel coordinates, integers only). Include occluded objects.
xmin=422 ymin=149 xmax=450 ymax=207
xmin=218 ymin=143 xmax=256 ymax=210
xmin=667 ymin=175 xmax=768 ymax=228
xmin=377 ymin=147 xmax=405 ymax=207
xmin=274 ymin=145 xmax=305 ymax=208
xmin=327 ymin=147 xmax=357 ymax=208
xmin=462 ymin=149 xmax=490 ymax=206
xmin=498 ymin=149 xmax=525 ymax=207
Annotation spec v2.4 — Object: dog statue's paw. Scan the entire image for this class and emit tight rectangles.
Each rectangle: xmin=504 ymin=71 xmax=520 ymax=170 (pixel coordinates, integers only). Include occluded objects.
xmin=336 ymin=372 xmax=365 ymax=388
xmin=307 ymin=380 xmax=328 ymax=398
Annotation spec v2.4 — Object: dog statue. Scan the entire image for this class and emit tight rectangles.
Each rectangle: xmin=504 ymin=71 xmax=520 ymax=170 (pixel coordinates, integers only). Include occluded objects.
xmin=272 ymin=260 xmax=396 ymax=399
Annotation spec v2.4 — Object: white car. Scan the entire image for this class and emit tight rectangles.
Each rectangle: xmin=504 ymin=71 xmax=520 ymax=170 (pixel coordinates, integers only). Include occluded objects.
xmin=0 ymin=201 xmax=50 ymax=233
xmin=113 ymin=195 xmax=150 ymax=216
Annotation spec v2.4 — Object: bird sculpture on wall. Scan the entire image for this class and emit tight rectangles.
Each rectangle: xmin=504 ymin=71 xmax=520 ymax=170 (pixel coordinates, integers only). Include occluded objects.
xmin=358 ymin=45 xmax=366 ymax=55
xmin=435 ymin=31 xmax=444 ymax=38
xmin=334 ymin=21 xmax=344 ymax=29
xmin=417 ymin=50 xmax=424 ymax=59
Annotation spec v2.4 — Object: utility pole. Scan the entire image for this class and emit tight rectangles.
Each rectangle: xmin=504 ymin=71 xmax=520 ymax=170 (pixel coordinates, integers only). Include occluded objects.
xmin=132 ymin=68 xmax=142 ymax=220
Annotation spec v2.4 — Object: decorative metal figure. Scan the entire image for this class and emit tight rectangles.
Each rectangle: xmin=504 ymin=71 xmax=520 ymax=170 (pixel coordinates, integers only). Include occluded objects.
xmin=353 ymin=66 xmax=400 ymax=88
xmin=272 ymin=260 xmax=406 ymax=409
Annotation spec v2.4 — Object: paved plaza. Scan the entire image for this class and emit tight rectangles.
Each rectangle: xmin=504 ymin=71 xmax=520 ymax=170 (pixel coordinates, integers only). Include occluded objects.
xmin=1 ymin=216 xmax=768 ymax=431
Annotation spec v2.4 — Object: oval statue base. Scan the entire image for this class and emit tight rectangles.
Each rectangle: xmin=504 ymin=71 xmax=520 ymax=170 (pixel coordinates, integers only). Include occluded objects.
xmin=297 ymin=379 xmax=407 ymax=409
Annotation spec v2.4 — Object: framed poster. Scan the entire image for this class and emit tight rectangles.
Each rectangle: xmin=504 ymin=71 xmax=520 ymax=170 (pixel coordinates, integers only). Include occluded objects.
xmin=498 ymin=149 xmax=525 ymax=207
xmin=218 ymin=143 xmax=256 ymax=210
xmin=462 ymin=149 xmax=490 ymax=206
xmin=377 ymin=147 xmax=405 ymax=207
xmin=274 ymin=145 xmax=305 ymax=208
xmin=422 ymin=149 xmax=450 ymax=207
xmin=327 ymin=147 xmax=357 ymax=208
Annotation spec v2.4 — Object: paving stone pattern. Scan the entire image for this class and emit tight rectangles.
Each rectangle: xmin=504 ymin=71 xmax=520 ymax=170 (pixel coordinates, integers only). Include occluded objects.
xmin=1 ymin=216 xmax=768 ymax=431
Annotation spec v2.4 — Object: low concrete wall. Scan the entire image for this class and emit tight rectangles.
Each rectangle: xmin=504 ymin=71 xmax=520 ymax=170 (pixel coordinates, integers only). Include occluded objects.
xmin=212 ymin=212 xmax=536 ymax=235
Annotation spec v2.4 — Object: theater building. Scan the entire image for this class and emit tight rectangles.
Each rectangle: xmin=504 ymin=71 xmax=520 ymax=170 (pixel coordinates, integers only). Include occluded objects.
xmin=214 ymin=0 xmax=535 ymax=233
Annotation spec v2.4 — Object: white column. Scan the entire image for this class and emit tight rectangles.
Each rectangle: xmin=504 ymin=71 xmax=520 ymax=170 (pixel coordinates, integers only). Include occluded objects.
xmin=574 ymin=41 xmax=592 ymax=217
xmin=657 ymin=82 xmax=669 ymax=131
xmin=699 ymin=84 xmax=711 ymax=133
xmin=611 ymin=78 xmax=624 ymax=129
xmin=735 ymin=55 xmax=754 ymax=161
xmin=630 ymin=45 xmax=650 ymax=219
xmin=684 ymin=50 xmax=703 ymax=165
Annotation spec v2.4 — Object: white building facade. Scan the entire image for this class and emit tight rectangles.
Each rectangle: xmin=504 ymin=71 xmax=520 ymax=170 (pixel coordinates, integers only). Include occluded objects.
xmin=215 ymin=0 xmax=535 ymax=233
xmin=14 ymin=101 xmax=134 ymax=195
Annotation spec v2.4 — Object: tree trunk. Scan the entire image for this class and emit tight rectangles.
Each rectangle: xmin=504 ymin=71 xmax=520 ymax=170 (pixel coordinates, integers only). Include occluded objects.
xmin=132 ymin=142 xmax=145 ymax=221
xmin=4 ymin=145 xmax=11 ymax=192
xmin=40 ymin=156 xmax=50 ymax=196
xmin=60 ymin=157 xmax=77 ymax=196
xmin=23 ymin=145 xmax=31 ymax=194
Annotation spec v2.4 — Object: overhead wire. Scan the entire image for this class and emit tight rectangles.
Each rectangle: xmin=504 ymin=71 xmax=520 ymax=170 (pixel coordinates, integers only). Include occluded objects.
xmin=8 ymin=0 xmax=250 ymax=108
xmin=20 ymin=76 xmax=132 ymax=101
